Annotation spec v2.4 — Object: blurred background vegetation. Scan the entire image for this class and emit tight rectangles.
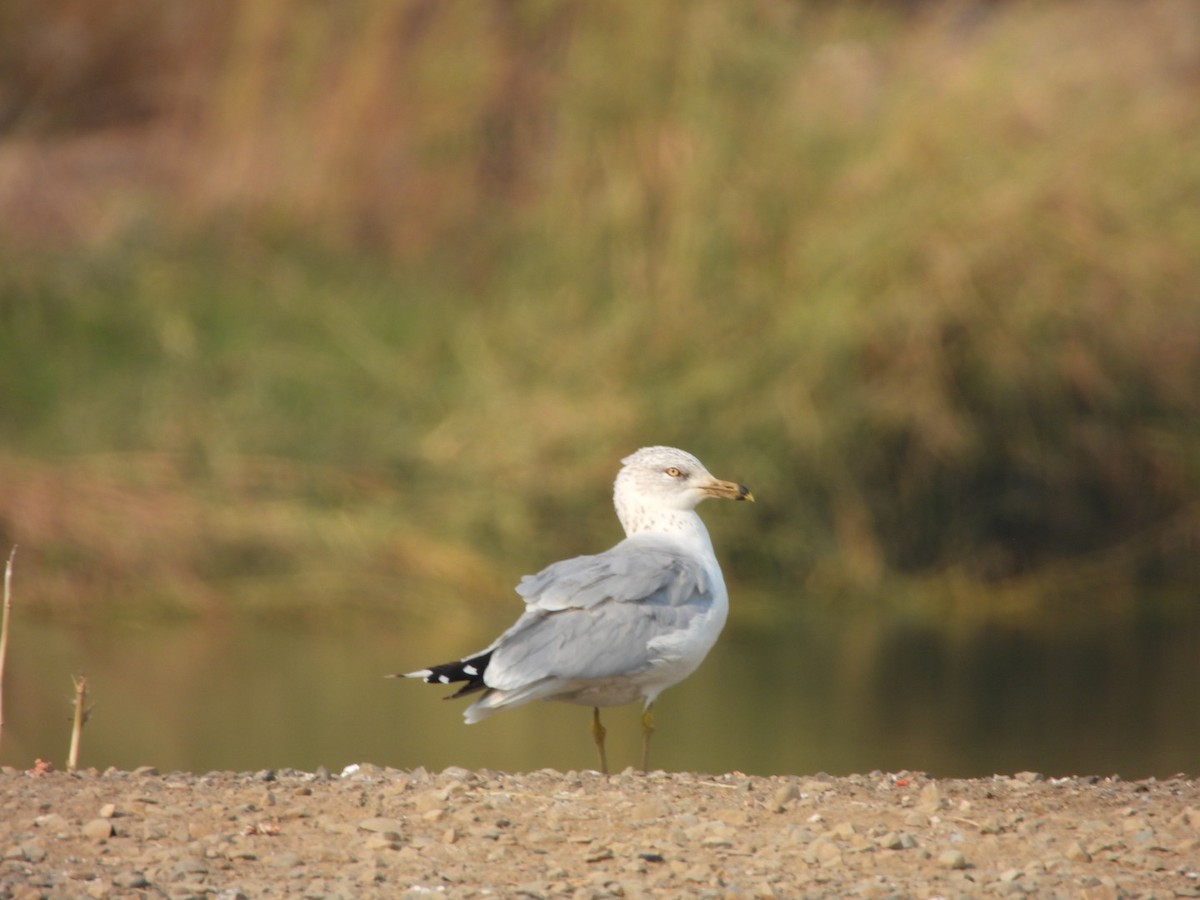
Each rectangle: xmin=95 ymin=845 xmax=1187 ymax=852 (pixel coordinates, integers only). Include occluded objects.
xmin=0 ymin=0 xmax=1197 ymax=630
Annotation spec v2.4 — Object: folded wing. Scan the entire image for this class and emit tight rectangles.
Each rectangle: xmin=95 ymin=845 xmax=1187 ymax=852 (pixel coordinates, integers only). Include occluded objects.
xmin=484 ymin=535 xmax=714 ymax=691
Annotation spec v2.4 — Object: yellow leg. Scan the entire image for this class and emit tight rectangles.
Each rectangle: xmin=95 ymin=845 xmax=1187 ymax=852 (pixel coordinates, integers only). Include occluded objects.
xmin=591 ymin=707 xmax=608 ymax=775
xmin=640 ymin=704 xmax=655 ymax=773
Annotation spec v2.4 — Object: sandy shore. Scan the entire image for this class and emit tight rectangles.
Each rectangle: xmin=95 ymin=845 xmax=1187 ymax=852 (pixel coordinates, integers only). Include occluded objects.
xmin=2 ymin=764 xmax=1198 ymax=898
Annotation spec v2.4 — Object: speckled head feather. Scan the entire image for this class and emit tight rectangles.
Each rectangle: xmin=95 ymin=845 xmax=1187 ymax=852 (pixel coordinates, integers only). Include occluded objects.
xmin=614 ymin=446 xmax=752 ymax=536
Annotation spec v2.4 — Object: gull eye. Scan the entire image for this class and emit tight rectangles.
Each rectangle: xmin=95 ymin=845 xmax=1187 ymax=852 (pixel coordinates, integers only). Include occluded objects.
xmin=665 ymin=466 xmax=683 ymax=478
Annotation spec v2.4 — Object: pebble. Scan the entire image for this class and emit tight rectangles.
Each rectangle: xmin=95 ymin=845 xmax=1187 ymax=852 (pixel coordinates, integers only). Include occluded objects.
xmin=112 ymin=871 xmax=150 ymax=888
xmin=979 ymin=816 xmax=1003 ymax=834
xmin=938 ymin=849 xmax=969 ymax=869
xmin=772 ymin=781 xmax=800 ymax=812
xmin=1 ymin=767 xmax=1197 ymax=898
xmin=800 ymin=779 xmax=835 ymax=794
xmin=356 ymin=817 xmax=405 ymax=834
xmin=81 ymin=818 xmax=114 ymax=840
xmin=917 ymin=783 xmax=944 ymax=813
xmin=880 ymin=831 xmax=917 ymax=850
xmin=172 ymin=858 xmax=209 ymax=877
xmin=264 ymin=851 xmax=304 ymax=867
xmin=34 ymin=813 xmax=69 ymax=832
xmin=1065 ymin=841 xmax=1093 ymax=862
xmin=829 ymin=821 xmax=857 ymax=839
xmin=809 ymin=838 xmax=843 ymax=867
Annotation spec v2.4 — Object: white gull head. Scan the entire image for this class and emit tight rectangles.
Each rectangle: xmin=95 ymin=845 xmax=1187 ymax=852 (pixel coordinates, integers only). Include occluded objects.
xmin=613 ymin=446 xmax=753 ymax=538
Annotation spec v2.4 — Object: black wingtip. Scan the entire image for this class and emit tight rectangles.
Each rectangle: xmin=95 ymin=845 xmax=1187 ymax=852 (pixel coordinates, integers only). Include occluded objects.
xmin=408 ymin=650 xmax=493 ymax=698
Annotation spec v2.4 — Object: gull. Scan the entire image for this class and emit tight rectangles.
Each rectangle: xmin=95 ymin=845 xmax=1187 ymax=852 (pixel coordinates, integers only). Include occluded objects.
xmin=402 ymin=446 xmax=753 ymax=773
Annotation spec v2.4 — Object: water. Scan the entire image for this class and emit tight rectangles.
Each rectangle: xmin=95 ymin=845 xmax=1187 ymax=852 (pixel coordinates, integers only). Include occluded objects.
xmin=3 ymin=601 xmax=1197 ymax=777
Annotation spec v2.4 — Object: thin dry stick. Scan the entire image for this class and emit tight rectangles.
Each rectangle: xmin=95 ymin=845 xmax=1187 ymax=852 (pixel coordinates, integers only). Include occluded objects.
xmin=0 ymin=546 xmax=15 ymax=750
xmin=68 ymin=674 xmax=89 ymax=772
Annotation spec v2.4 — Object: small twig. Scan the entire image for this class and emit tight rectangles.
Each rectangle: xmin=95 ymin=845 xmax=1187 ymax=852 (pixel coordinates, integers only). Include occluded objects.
xmin=947 ymin=815 xmax=985 ymax=828
xmin=0 ymin=546 xmax=15 ymax=750
xmin=68 ymin=674 xmax=89 ymax=772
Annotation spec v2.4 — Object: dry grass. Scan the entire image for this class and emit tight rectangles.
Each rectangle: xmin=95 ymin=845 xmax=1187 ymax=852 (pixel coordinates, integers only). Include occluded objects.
xmin=0 ymin=0 xmax=1197 ymax=619
xmin=0 ymin=454 xmax=507 ymax=623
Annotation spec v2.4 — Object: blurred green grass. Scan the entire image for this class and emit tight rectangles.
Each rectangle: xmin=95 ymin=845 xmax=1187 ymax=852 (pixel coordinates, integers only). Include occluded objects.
xmin=0 ymin=0 xmax=1197 ymax=624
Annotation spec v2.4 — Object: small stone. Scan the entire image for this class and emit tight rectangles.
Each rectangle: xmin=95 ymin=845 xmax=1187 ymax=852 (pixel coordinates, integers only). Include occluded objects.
xmin=979 ymin=816 xmax=1003 ymax=834
xmin=264 ymin=851 xmax=304 ymax=868
xmin=631 ymin=799 xmax=672 ymax=820
xmin=112 ymin=871 xmax=150 ymax=889
xmin=132 ymin=766 xmax=159 ymax=777
xmin=830 ymin=821 xmax=857 ymax=839
xmin=716 ymin=808 xmax=753 ymax=826
xmin=99 ymin=803 xmax=117 ymax=819
xmin=172 ymin=858 xmax=208 ymax=877
xmin=356 ymin=817 xmax=405 ymax=834
xmin=82 ymin=818 xmax=114 ymax=840
xmin=1122 ymin=816 xmax=1151 ymax=834
xmin=1174 ymin=807 xmax=1200 ymax=828
xmin=772 ymin=781 xmax=800 ymax=812
xmin=1065 ymin=841 xmax=1092 ymax=862
xmin=364 ymin=834 xmax=402 ymax=851
xmin=937 ymin=849 xmax=968 ymax=869
xmin=847 ymin=835 xmax=875 ymax=852
xmin=141 ymin=820 xmax=171 ymax=840
xmin=810 ymin=838 xmax=842 ymax=868
xmin=1013 ymin=771 xmax=1044 ymax=784
xmin=412 ymin=790 xmax=447 ymax=814
xmin=20 ymin=842 xmax=47 ymax=863
xmin=34 ymin=813 xmax=70 ymax=832
xmin=879 ymin=831 xmax=916 ymax=850
xmin=918 ymin=783 xmax=944 ymax=813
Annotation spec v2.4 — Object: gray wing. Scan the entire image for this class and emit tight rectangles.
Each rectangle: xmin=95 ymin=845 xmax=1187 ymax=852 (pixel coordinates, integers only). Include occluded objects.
xmin=514 ymin=533 xmax=711 ymax=612
xmin=483 ymin=536 xmax=714 ymax=691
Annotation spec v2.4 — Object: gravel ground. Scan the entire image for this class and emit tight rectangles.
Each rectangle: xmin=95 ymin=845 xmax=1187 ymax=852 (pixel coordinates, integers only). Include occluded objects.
xmin=2 ymin=763 xmax=1198 ymax=899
